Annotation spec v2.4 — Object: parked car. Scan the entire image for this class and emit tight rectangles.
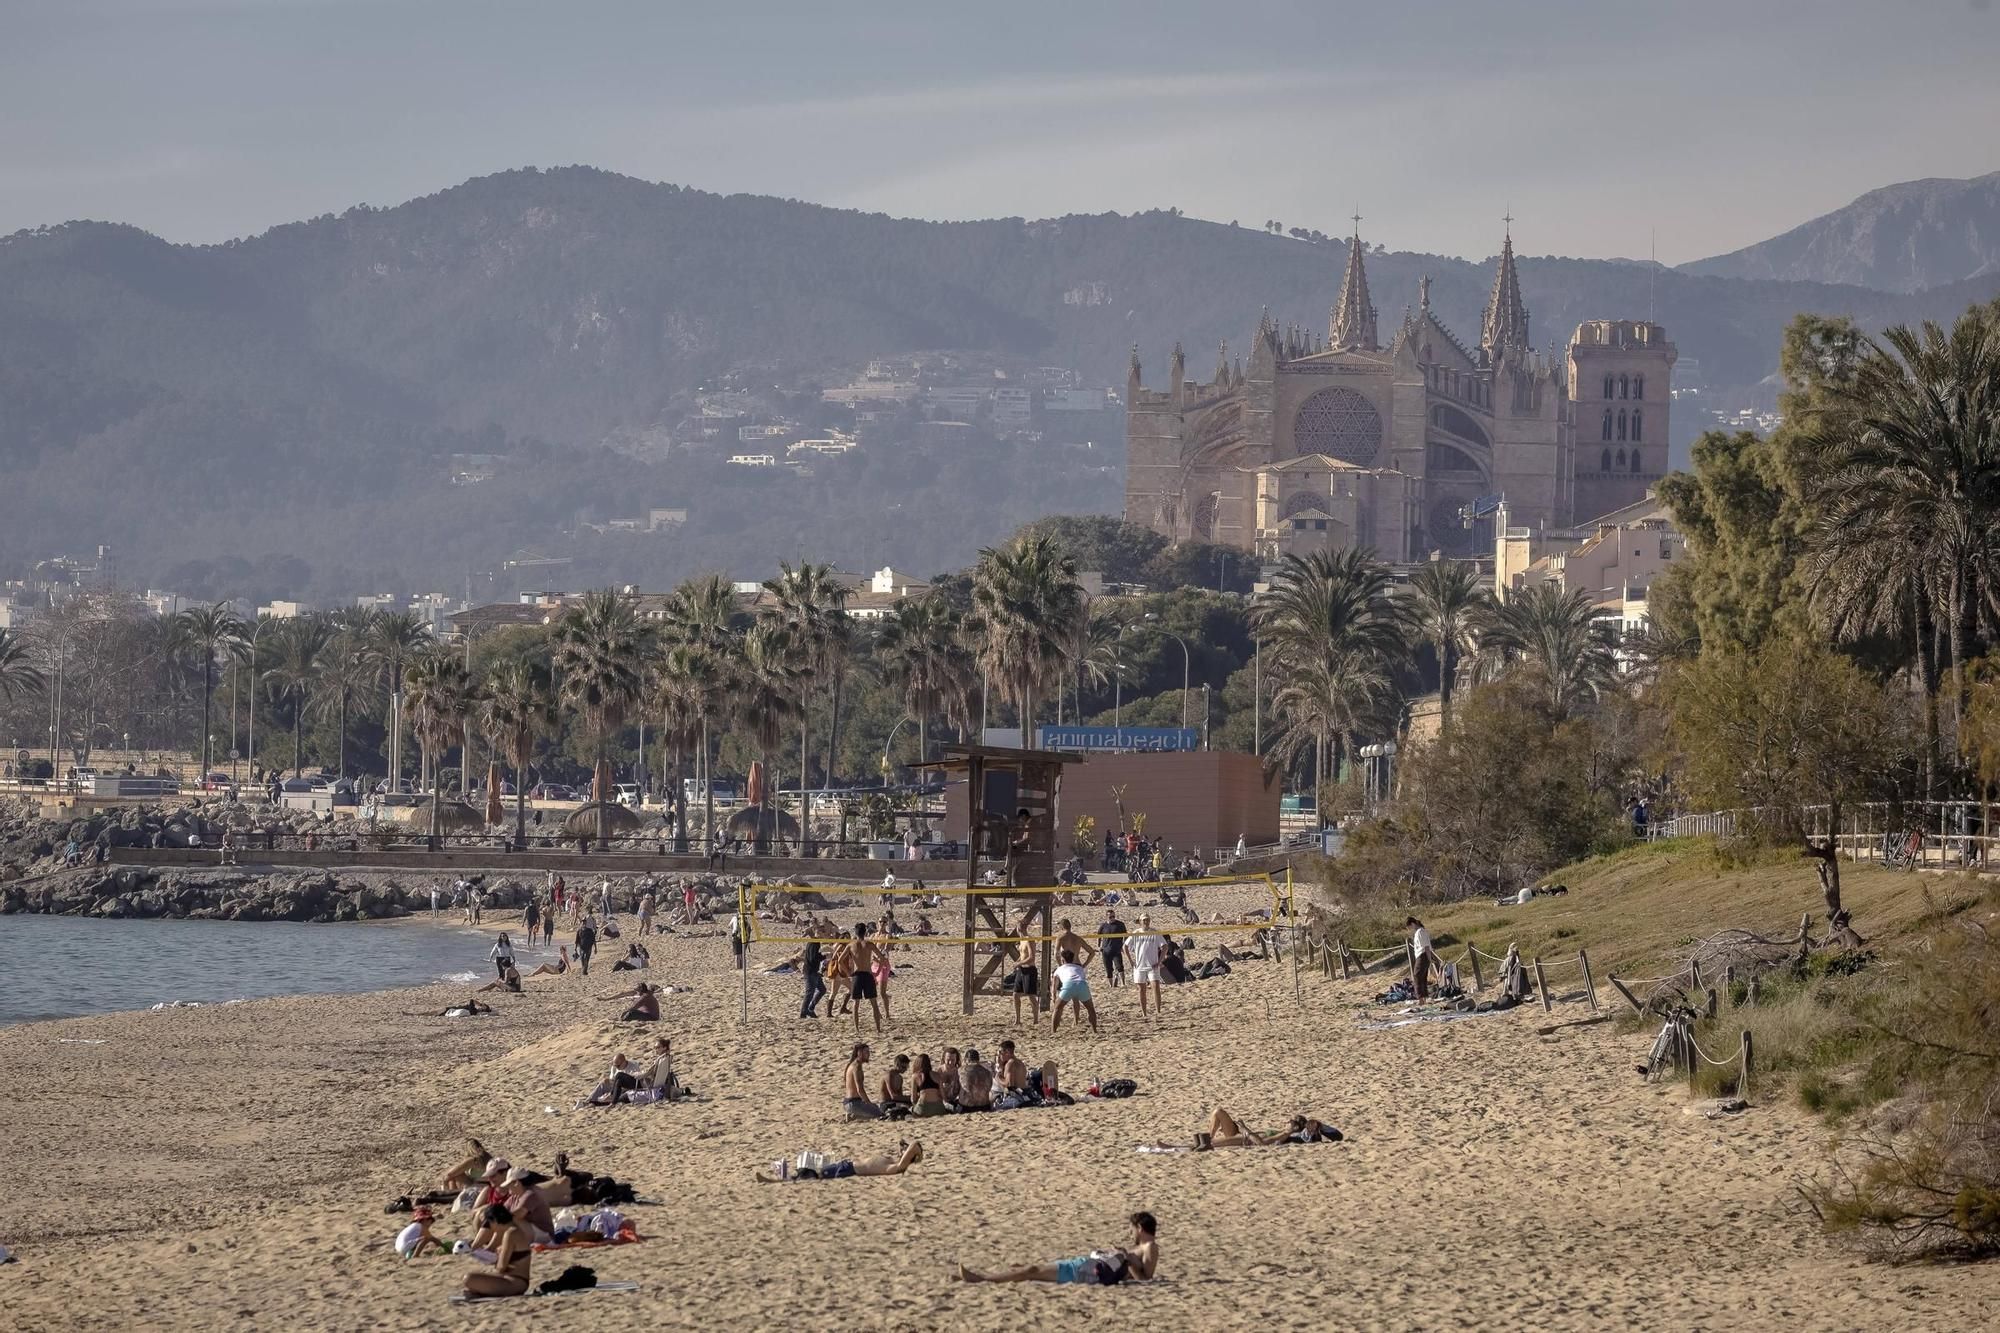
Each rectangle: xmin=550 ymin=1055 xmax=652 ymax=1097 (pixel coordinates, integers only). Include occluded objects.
xmin=200 ymin=772 xmax=233 ymax=792
xmin=613 ymin=783 xmax=641 ymax=807
xmin=530 ymin=782 xmax=576 ymax=801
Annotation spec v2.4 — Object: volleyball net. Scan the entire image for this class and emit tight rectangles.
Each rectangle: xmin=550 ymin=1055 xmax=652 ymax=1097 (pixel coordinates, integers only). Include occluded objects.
xmin=742 ymin=870 xmax=1295 ymax=948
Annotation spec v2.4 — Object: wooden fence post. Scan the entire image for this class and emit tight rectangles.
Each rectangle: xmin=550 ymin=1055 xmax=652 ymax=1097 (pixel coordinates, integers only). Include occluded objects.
xmin=1577 ymin=948 xmax=1599 ymax=1012
xmin=1607 ymin=974 xmax=1644 ymax=1013
xmin=1684 ymin=1019 xmax=1697 ymax=1092
xmin=1337 ymin=939 xmax=1350 ymax=980
xmin=1467 ymin=945 xmax=1485 ymax=992
xmin=1740 ymin=1029 xmax=1754 ymax=1100
xmin=1532 ymin=955 xmax=1552 ymax=1013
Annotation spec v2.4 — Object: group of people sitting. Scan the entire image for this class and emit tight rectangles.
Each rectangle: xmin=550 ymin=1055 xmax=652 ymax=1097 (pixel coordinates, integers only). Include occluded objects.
xmin=388 ymin=1141 xmax=642 ymax=1300
xmin=840 ymin=1038 xmax=1124 ymax=1120
xmin=579 ymin=1036 xmax=687 ymax=1105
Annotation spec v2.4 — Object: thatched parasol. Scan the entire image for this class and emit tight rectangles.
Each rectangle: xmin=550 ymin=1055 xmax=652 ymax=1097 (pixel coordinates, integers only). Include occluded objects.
xmin=416 ymin=799 xmax=484 ymax=832
xmin=726 ymin=804 xmax=798 ymax=845
xmin=561 ymin=801 xmax=642 ymax=838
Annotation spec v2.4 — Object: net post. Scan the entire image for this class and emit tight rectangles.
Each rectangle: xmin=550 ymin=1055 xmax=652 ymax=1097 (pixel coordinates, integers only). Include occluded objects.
xmin=737 ymin=882 xmax=749 ymax=1025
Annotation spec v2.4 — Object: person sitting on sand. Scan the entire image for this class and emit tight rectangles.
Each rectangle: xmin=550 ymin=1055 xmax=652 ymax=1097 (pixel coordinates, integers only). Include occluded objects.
xmin=442 ymin=1139 xmax=493 ymax=1190
xmin=1217 ymin=929 xmax=1270 ymax=963
xmin=477 ymin=963 xmax=523 ymax=994
xmin=755 ymin=1140 xmax=923 ymax=1183
xmin=394 ymin=1205 xmax=448 ymax=1258
xmin=524 ymin=945 xmax=571 ymax=978
xmin=882 ymin=1053 xmax=912 ymax=1109
xmin=842 ymin=1043 xmax=883 ymax=1121
xmin=461 ymin=1203 xmax=532 ymax=1300
xmin=644 ymin=1036 xmax=683 ymax=1102
xmin=959 ymin=1048 xmax=994 ymax=1110
xmin=910 ymin=1053 xmax=947 ymax=1117
xmin=586 ymin=1054 xmax=641 ymax=1106
xmin=996 ymin=1040 xmax=1029 ymax=1098
xmin=601 ymin=981 xmax=660 ymax=1022
xmin=499 ymin=1166 xmax=557 ymax=1244
xmin=610 ymin=941 xmax=651 ymax=972
xmin=937 ymin=1048 xmax=963 ymax=1107
xmin=1051 ymin=949 xmax=1100 ymax=1034
xmin=954 ymin=1211 xmax=1158 ymax=1286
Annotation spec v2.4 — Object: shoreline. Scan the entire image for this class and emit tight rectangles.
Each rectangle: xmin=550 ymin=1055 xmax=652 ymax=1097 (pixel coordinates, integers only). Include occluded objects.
xmin=3 ymin=892 xmax=1997 ymax=1329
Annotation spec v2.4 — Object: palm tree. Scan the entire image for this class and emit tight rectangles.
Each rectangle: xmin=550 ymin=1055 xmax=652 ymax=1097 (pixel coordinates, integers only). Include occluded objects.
xmin=1264 ymin=648 xmax=1396 ymax=810
xmin=1806 ymin=306 xmax=2000 ymax=736
xmin=1064 ymin=603 xmax=1126 ymax=725
xmin=0 ymin=627 xmax=47 ymax=707
xmin=404 ymin=649 xmax=475 ymax=849
xmin=652 ymin=643 xmax=714 ymax=851
xmin=1251 ymin=549 xmax=1406 ymax=815
xmin=763 ymin=561 xmax=852 ymax=851
xmin=662 ymin=574 xmax=742 ymax=854
xmin=482 ymin=659 xmax=556 ymax=850
xmin=168 ymin=603 xmax=246 ymax=778
xmin=970 ymin=533 xmax=1085 ymax=739
xmin=876 ymin=594 xmax=976 ymax=764
xmin=551 ymin=589 xmax=652 ymax=844
xmin=263 ymin=616 xmax=334 ymax=775
xmin=735 ymin=620 xmax=801 ymax=850
xmin=1403 ymin=560 xmax=1489 ymax=733
xmin=364 ymin=611 xmax=431 ymax=790
xmin=309 ymin=610 xmax=377 ymax=780
xmin=1475 ymin=584 xmax=1619 ymax=720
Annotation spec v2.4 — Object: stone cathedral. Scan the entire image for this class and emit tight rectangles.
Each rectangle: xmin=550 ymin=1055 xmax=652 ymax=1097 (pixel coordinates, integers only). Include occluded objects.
xmin=1123 ymin=226 xmax=1676 ymax=562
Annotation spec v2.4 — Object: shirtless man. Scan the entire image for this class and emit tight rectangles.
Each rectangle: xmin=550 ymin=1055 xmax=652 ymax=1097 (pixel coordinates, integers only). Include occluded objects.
xmin=1054 ymin=918 xmax=1091 ymax=973
xmin=959 ymin=1048 xmax=995 ymax=1110
xmin=938 ymin=1047 xmax=964 ymax=1106
xmin=843 ymin=1043 xmax=883 ymax=1120
xmin=848 ymin=923 xmax=884 ymax=1032
xmin=881 ymin=1053 xmax=912 ymax=1108
xmin=1011 ymin=927 xmax=1042 ymax=1027
xmin=996 ymin=1039 xmax=1029 ymax=1098
xmin=955 ymin=1211 xmax=1159 ymax=1286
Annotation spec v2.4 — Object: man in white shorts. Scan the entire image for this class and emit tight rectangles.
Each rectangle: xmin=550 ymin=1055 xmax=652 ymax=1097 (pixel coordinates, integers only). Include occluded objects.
xmin=1124 ymin=913 xmax=1165 ymax=1017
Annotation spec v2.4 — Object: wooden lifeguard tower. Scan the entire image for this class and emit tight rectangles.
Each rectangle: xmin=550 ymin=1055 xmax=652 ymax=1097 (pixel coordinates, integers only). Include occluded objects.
xmin=920 ymin=743 xmax=1082 ymax=1015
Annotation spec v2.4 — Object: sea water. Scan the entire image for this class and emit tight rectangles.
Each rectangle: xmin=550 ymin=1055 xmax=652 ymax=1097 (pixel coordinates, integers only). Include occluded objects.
xmin=0 ymin=913 xmax=543 ymax=1024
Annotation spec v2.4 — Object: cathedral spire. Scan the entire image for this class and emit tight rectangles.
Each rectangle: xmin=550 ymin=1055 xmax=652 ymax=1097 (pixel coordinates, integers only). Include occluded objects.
xmin=1328 ymin=213 xmax=1378 ymax=352
xmin=1481 ymin=216 xmax=1530 ymax=363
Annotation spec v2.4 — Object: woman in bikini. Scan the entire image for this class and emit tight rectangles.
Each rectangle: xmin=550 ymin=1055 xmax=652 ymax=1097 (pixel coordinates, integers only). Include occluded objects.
xmin=442 ymin=1138 xmax=492 ymax=1190
xmin=910 ymin=1053 xmax=947 ymax=1117
xmin=1190 ymin=1108 xmax=1341 ymax=1149
xmin=954 ymin=1211 xmax=1158 ymax=1285
xmin=461 ymin=1202 xmax=532 ymax=1300
xmin=524 ymin=945 xmax=571 ymax=977
xmin=755 ymin=1140 xmax=923 ymax=1183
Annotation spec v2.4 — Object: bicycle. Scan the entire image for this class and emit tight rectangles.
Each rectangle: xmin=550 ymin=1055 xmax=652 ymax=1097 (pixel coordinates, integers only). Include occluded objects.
xmin=1880 ymin=827 xmax=1925 ymax=871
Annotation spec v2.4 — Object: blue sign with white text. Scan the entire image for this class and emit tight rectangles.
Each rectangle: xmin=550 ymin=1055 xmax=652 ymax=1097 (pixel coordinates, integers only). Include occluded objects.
xmin=1038 ymin=725 xmax=1199 ymax=753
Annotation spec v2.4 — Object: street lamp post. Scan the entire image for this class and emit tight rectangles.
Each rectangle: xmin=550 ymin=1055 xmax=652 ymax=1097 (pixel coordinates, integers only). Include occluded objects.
xmin=881 ymin=716 xmax=913 ymax=788
xmin=1202 ymin=684 xmax=1212 ymax=750
xmin=1143 ymin=614 xmax=1192 ymax=733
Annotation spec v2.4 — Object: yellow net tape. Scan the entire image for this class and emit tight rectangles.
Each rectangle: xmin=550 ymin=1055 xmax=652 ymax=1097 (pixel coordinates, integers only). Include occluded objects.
xmin=745 ymin=871 xmax=1290 ymax=947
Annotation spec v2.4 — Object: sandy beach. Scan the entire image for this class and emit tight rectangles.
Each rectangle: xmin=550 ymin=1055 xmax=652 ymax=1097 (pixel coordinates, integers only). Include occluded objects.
xmin=3 ymin=884 xmax=1997 ymax=1332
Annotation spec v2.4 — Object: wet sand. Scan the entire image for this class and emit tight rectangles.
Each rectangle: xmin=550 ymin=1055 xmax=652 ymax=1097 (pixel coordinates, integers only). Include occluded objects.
xmin=1 ymin=886 xmax=1994 ymax=1331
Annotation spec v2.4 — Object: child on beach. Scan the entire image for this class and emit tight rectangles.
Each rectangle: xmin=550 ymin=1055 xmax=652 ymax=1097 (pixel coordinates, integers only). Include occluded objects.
xmin=394 ymin=1206 xmax=448 ymax=1258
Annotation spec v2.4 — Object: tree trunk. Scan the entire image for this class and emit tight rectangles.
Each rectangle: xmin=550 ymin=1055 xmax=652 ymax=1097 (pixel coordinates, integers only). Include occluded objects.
xmin=337 ymin=688 xmax=348 ymax=778
xmin=594 ymin=730 xmax=609 ymax=847
xmin=672 ymin=739 xmax=688 ymax=852
xmin=200 ymin=655 xmax=213 ymax=778
xmin=799 ymin=711 xmax=812 ymax=856
xmin=702 ymin=719 xmax=715 ymax=858
xmin=514 ymin=748 xmax=527 ymax=851
xmin=825 ymin=669 xmax=845 ymax=794
xmin=1805 ymin=798 xmax=1863 ymax=948
xmin=1949 ymin=568 xmax=1968 ymax=770
xmin=427 ymin=741 xmax=442 ymax=849
xmin=1438 ymin=632 xmax=1454 ymax=734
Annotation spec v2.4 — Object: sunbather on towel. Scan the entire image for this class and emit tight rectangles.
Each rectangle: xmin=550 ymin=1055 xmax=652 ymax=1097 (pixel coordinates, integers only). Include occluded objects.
xmin=755 ymin=1140 xmax=922 ymax=1183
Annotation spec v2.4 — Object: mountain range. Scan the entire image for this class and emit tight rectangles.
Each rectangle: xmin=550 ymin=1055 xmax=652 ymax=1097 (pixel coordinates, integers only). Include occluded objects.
xmin=3 ymin=165 xmax=1997 ymax=605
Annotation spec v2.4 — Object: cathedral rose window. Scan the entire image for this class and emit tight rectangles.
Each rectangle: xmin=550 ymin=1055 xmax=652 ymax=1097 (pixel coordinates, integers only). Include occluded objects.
xmin=1293 ymin=386 xmax=1383 ymax=466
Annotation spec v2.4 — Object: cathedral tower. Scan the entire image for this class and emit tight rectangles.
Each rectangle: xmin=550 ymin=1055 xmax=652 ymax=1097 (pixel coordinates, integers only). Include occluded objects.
xmin=1480 ymin=222 xmax=1530 ymax=364
xmin=1567 ymin=319 xmax=1676 ymax=523
xmin=1328 ymin=222 xmax=1378 ymax=353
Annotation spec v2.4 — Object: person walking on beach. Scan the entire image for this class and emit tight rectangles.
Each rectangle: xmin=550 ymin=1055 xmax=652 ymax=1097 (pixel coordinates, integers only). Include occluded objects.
xmin=637 ymin=891 xmax=655 ymax=937
xmin=848 ymin=923 xmax=883 ymax=1032
xmin=523 ymin=897 xmax=540 ymax=939
xmin=1126 ymin=913 xmax=1164 ymax=1017
xmin=1099 ymin=907 xmax=1127 ymax=987
xmin=490 ymin=932 xmax=516 ymax=981
xmin=801 ymin=930 xmax=826 ymax=1019
xmin=429 ymin=884 xmax=440 ymax=918
xmin=599 ymin=879 xmax=615 ymax=920
xmin=575 ymin=917 xmax=598 ymax=976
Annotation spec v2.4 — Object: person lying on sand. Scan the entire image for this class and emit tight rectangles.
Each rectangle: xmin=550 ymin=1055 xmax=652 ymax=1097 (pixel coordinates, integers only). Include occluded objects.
xmin=461 ymin=1203 xmax=532 ymax=1300
xmin=421 ymin=998 xmax=495 ymax=1018
xmin=756 ymin=1140 xmax=923 ymax=1183
xmin=1217 ymin=929 xmax=1270 ymax=962
xmin=477 ymin=964 xmax=523 ymax=994
xmin=601 ymin=982 xmax=660 ymax=1022
xmin=954 ymin=1211 xmax=1158 ymax=1285
xmin=524 ymin=946 xmax=571 ymax=978
xmin=1184 ymin=1108 xmax=1342 ymax=1150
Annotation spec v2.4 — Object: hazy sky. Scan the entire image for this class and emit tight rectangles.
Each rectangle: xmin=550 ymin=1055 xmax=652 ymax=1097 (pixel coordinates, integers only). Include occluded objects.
xmin=5 ymin=0 xmax=1997 ymax=263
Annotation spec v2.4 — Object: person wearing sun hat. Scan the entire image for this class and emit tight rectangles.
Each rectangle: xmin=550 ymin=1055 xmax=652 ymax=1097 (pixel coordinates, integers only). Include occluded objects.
xmin=1125 ymin=913 xmax=1166 ymax=1017
xmin=394 ymin=1205 xmax=447 ymax=1258
xmin=500 ymin=1165 xmax=557 ymax=1243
